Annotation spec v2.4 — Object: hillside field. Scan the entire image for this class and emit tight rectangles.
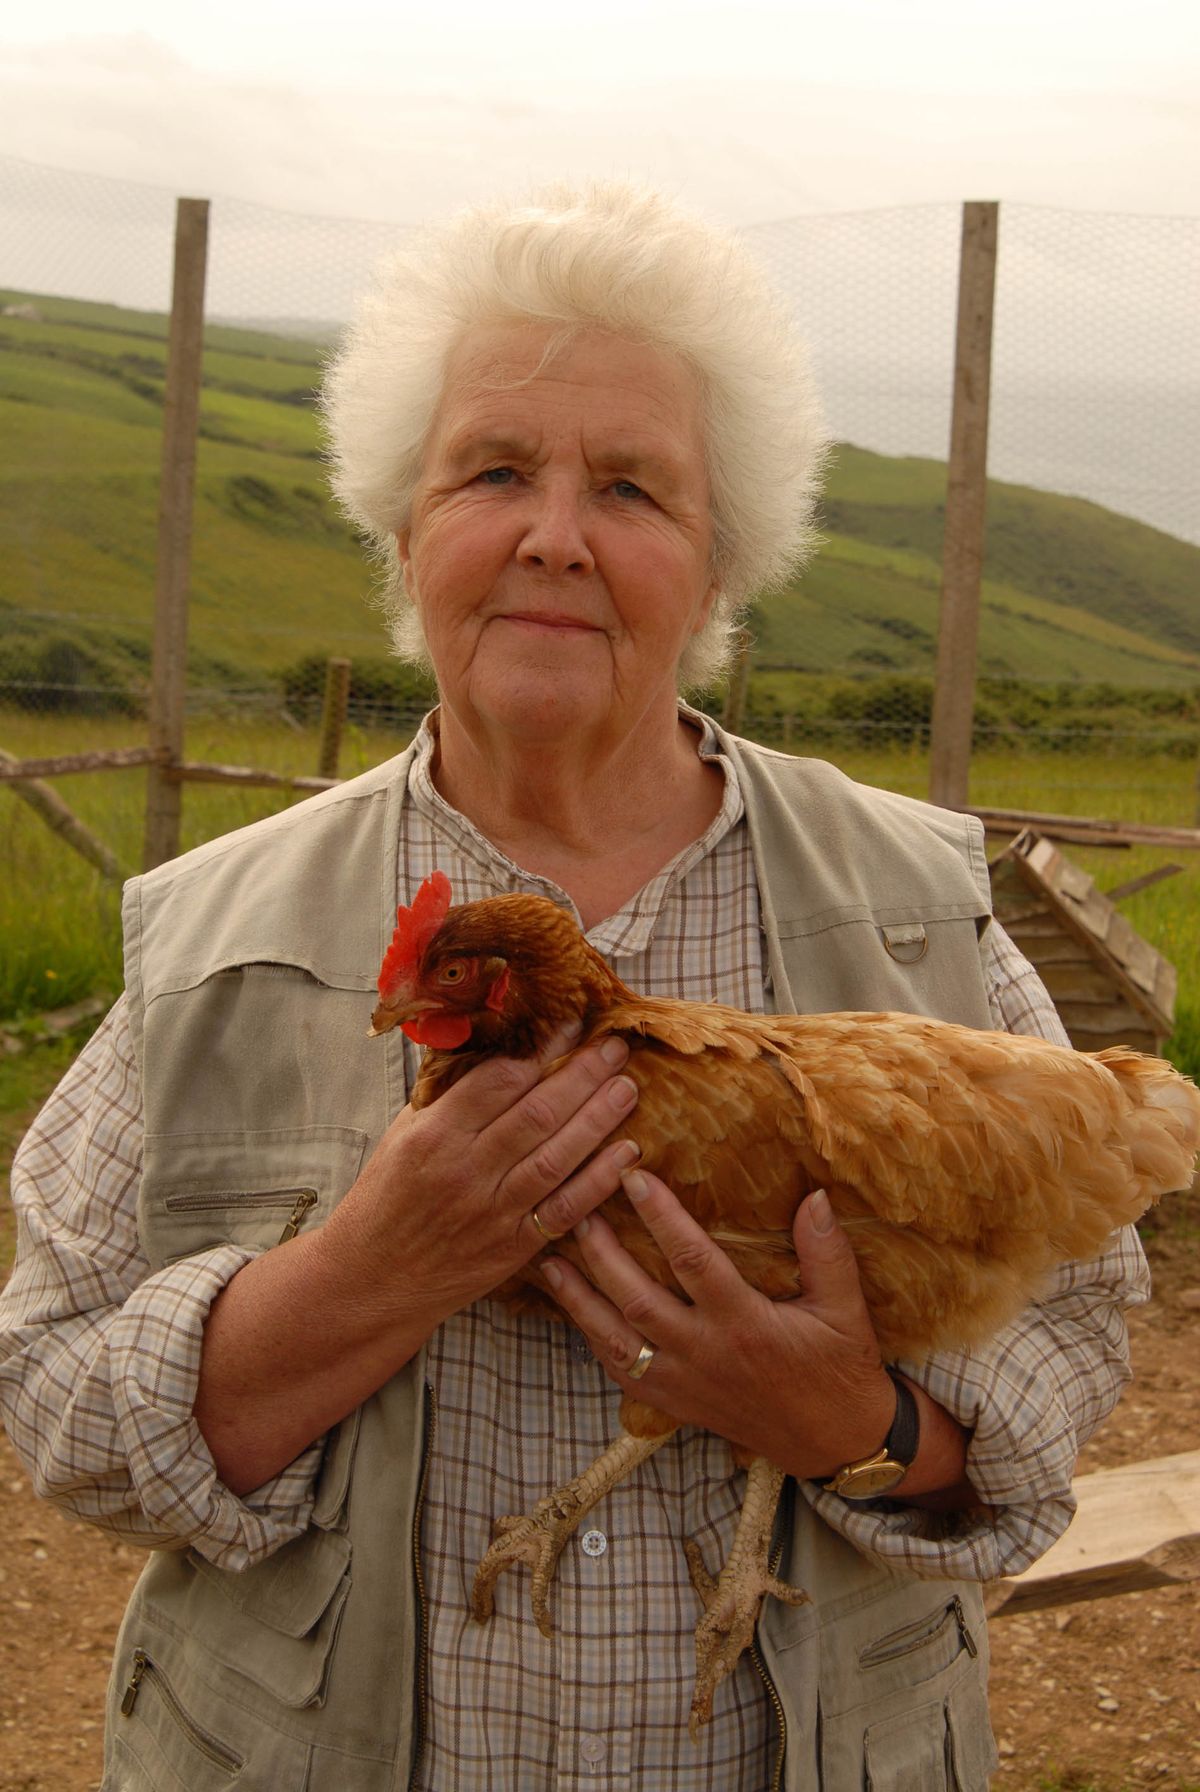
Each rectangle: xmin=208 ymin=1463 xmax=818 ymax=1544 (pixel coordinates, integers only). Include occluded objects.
xmin=3 ymin=286 xmax=1199 ymax=702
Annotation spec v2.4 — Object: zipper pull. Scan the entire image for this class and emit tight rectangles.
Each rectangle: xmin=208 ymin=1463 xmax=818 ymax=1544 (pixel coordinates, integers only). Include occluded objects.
xmin=278 ymin=1190 xmax=318 ymax=1244
xmin=121 ymin=1649 xmax=148 ymax=1716
xmin=952 ymin=1596 xmax=979 ymax=1659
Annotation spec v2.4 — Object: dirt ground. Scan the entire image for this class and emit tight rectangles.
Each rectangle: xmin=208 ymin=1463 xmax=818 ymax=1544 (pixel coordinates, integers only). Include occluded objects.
xmin=1 ymin=1212 xmax=1197 ymax=1791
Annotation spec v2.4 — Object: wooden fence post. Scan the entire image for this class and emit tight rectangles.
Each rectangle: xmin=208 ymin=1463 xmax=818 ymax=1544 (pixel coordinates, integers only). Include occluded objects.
xmin=317 ymin=658 xmax=353 ymax=779
xmin=143 ymin=197 xmax=210 ymax=871
xmin=928 ymin=201 xmax=999 ymax=810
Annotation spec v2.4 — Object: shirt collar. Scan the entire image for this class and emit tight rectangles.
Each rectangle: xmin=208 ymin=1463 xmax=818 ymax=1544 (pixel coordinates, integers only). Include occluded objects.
xmin=405 ymin=705 xmax=745 ymax=956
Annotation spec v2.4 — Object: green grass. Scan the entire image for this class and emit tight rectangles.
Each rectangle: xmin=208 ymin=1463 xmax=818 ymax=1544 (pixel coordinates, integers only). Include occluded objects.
xmin=2 ymin=713 xmax=1196 ymax=1072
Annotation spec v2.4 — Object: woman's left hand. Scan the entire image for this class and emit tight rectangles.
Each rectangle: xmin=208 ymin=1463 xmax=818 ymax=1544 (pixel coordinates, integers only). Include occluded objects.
xmin=538 ymin=1169 xmax=898 ymax=1481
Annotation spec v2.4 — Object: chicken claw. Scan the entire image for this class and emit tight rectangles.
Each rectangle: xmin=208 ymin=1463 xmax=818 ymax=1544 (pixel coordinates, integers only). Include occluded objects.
xmin=685 ymin=1457 xmax=809 ymax=1737
xmin=471 ymin=1428 xmax=670 ymax=1636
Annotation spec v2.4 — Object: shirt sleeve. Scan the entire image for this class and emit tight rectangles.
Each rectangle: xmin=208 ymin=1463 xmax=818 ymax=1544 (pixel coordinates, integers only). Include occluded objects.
xmin=802 ymin=920 xmax=1151 ymax=1582
xmin=0 ymin=998 xmax=324 ymax=1570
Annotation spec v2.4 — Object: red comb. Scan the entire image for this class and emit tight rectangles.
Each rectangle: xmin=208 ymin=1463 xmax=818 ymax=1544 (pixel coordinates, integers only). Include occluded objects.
xmin=377 ymin=869 xmax=453 ymax=997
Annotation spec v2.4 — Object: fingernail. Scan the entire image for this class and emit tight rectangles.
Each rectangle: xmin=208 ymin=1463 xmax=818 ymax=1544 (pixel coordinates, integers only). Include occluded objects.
xmin=541 ymin=1259 xmax=562 ymax=1289
xmin=600 ymin=1036 xmax=628 ymax=1066
xmin=608 ymin=1075 xmax=638 ymax=1109
xmin=574 ymin=1215 xmax=591 ymax=1239
xmin=809 ymin=1188 xmax=834 ymax=1234
xmin=623 ymin=1169 xmax=649 ymax=1204
xmin=612 ymin=1139 xmax=641 ymax=1169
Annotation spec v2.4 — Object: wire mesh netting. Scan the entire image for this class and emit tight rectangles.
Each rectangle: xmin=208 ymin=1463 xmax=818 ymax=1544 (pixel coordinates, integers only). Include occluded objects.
xmin=2 ymin=154 xmax=1198 ymax=848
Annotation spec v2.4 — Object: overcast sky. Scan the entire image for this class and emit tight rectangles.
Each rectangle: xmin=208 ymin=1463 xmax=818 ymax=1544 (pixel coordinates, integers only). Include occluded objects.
xmin=1 ymin=0 xmax=1197 ymax=225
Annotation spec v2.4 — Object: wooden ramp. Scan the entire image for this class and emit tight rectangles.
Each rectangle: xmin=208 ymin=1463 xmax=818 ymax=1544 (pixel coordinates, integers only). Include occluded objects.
xmin=986 ymin=1448 xmax=1200 ymax=1617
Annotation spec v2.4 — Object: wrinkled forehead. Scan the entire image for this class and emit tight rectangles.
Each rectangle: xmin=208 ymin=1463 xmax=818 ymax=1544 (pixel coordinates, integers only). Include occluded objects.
xmin=429 ymin=319 xmax=708 ymax=468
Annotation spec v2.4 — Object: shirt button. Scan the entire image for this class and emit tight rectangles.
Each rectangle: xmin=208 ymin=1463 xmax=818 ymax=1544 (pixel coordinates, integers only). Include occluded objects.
xmin=579 ymin=1734 xmax=607 ymax=1765
xmin=571 ymin=1330 xmax=593 ymax=1364
xmin=580 ymin=1529 xmax=607 ymax=1558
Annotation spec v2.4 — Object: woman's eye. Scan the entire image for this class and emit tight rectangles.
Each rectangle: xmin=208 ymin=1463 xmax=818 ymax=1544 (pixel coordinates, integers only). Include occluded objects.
xmin=611 ymin=479 xmax=646 ymax=502
xmin=480 ymin=467 xmax=515 ymax=486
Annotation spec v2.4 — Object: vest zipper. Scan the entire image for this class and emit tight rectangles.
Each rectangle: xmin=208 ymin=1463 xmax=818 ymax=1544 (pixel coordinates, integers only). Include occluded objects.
xmin=952 ymin=1595 xmax=979 ymax=1659
xmin=407 ymin=1379 xmax=437 ymax=1791
xmin=163 ymin=1187 xmax=317 ymax=1216
xmin=119 ymin=1648 xmax=244 ymax=1775
xmin=277 ymin=1189 xmax=319 ymax=1243
xmin=749 ymin=1533 xmax=789 ymax=1792
xmin=858 ymin=1594 xmax=979 ymax=1669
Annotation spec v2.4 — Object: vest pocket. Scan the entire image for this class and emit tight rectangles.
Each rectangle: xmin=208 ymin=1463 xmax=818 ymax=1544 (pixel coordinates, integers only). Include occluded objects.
xmin=818 ymin=1593 xmax=995 ymax=1792
xmin=116 ymin=1648 xmax=244 ymax=1779
xmin=183 ymin=1526 xmax=353 ymax=1707
xmin=142 ymin=1125 xmax=371 ymax=1266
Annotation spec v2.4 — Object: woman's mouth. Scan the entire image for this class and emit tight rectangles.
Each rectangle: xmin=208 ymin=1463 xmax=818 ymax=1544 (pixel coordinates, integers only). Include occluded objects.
xmin=500 ymin=613 xmax=598 ymax=634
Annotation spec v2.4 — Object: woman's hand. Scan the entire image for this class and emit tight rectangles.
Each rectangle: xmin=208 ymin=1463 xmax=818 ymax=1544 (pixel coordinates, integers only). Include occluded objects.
xmin=196 ymin=1025 xmax=639 ymax=1494
xmin=538 ymin=1170 xmax=970 ymax=1497
xmin=319 ymin=1023 xmax=641 ymax=1335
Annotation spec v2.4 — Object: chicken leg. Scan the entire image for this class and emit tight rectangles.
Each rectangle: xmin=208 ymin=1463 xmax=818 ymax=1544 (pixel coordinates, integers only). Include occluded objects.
xmin=471 ymin=1426 xmax=675 ymax=1635
xmin=683 ymin=1456 xmax=809 ymax=1736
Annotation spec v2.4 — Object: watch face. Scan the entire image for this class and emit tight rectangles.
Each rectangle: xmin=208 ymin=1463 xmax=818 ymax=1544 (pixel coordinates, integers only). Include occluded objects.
xmin=836 ymin=1459 xmax=908 ymax=1500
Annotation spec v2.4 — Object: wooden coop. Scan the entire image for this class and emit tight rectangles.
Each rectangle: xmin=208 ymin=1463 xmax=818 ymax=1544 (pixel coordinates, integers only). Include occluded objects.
xmin=989 ymin=828 xmax=1177 ymax=1056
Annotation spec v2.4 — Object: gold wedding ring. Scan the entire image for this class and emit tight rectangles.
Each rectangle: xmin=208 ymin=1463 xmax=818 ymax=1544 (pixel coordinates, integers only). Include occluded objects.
xmin=627 ymin=1340 xmax=657 ymax=1380
xmin=530 ymin=1206 xmax=566 ymax=1243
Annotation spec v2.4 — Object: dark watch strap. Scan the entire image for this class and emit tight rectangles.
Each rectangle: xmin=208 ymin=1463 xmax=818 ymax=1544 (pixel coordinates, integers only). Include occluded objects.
xmin=883 ymin=1367 xmax=920 ymax=1467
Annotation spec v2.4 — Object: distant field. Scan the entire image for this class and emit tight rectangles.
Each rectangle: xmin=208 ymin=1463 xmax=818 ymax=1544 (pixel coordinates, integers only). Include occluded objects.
xmin=3 ymin=286 xmax=1199 ymax=699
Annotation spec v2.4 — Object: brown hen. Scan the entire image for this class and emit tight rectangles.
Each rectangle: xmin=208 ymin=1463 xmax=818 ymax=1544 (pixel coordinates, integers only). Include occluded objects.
xmin=370 ymin=871 xmax=1200 ymax=1731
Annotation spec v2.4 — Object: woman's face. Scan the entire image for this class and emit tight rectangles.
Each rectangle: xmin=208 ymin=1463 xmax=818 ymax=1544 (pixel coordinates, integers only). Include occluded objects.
xmin=396 ymin=322 xmax=718 ymax=749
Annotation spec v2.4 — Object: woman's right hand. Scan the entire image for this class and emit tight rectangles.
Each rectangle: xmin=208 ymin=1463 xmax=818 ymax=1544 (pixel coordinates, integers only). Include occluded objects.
xmin=196 ymin=1025 xmax=639 ymax=1494
xmin=317 ymin=1024 xmax=641 ymax=1334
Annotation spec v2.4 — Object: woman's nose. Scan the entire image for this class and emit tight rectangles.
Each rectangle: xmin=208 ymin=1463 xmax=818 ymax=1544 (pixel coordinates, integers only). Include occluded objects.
xmin=516 ymin=488 xmax=595 ymax=577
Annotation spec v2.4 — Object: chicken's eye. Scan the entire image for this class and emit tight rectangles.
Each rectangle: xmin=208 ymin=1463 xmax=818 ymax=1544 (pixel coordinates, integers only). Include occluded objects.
xmin=437 ymin=960 xmax=469 ymax=986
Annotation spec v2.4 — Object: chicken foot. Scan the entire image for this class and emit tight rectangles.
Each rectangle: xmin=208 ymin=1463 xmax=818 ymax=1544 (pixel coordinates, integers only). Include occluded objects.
xmin=683 ymin=1456 xmax=809 ymax=1737
xmin=471 ymin=1426 xmax=673 ymax=1636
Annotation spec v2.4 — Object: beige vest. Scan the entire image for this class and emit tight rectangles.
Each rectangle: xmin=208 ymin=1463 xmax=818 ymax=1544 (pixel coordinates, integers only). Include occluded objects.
xmin=103 ymin=728 xmax=998 ymax=1792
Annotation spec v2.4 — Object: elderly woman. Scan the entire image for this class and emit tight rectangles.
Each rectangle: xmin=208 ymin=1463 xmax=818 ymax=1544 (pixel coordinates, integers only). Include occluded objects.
xmin=0 ymin=186 xmax=1146 ymax=1791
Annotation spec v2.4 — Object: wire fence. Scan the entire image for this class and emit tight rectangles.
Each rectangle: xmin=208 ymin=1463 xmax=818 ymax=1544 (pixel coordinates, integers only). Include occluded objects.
xmin=2 ymin=155 xmax=1199 ymax=832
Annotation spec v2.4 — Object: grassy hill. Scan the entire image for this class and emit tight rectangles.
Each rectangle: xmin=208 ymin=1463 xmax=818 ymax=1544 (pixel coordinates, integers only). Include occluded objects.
xmin=2 ymin=287 xmax=1198 ymax=701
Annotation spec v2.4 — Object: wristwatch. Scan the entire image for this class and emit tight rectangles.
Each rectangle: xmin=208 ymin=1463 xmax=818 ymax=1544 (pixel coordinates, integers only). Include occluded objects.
xmin=824 ymin=1368 xmax=920 ymax=1500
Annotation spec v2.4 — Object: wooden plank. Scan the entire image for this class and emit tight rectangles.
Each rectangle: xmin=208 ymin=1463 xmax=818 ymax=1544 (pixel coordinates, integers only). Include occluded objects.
xmin=0 ymin=749 xmax=128 ymax=883
xmin=929 ymin=201 xmax=999 ymax=810
xmin=1040 ymin=964 xmax=1127 ymax=1003
xmin=0 ymin=746 xmax=160 ymax=781
xmin=171 ymin=760 xmax=338 ymax=793
xmin=1000 ymin=932 xmax=1093 ymax=965
xmin=1070 ymin=1028 xmax=1159 ymax=1055
xmin=317 ymin=657 xmax=352 ymax=780
xmin=1120 ymin=932 xmax=1162 ymax=997
xmin=987 ymin=1449 xmax=1200 ymax=1617
xmin=143 ymin=196 xmax=209 ymax=872
xmin=1057 ymin=860 xmax=1092 ymax=903
xmin=1104 ymin=864 xmax=1184 ymax=904
xmin=964 ymin=805 xmax=1200 ymax=851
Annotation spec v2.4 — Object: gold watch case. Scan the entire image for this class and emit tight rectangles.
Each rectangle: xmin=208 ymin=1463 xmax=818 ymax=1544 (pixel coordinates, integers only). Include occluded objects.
xmin=824 ymin=1446 xmax=909 ymax=1501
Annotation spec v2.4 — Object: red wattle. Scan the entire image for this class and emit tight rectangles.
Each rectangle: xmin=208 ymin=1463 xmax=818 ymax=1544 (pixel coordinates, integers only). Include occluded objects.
xmin=401 ymin=1013 xmax=473 ymax=1049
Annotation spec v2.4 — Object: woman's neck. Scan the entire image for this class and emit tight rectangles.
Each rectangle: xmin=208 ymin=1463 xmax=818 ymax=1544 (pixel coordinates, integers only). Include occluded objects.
xmin=430 ymin=705 xmax=723 ymax=928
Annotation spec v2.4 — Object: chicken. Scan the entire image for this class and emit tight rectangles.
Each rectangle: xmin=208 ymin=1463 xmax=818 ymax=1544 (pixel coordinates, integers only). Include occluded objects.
xmin=370 ymin=869 xmax=1200 ymax=1731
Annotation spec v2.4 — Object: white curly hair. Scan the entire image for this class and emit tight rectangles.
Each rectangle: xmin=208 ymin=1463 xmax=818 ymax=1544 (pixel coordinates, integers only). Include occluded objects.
xmin=321 ymin=182 xmax=829 ymax=689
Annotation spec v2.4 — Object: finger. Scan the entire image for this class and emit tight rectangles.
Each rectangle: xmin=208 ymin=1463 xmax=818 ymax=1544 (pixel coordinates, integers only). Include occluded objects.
xmin=489 ymin=1044 xmax=637 ymax=1190
xmin=614 ymin=1168 xmax=748 ymax=1311
xmin=537 ymin=1253 xmax=660 ymax=1382
xmin=790 ymin=1190 xmax=877 ymax=1334
xmin=433 ymin=1018 xmax=590 ymax=1135
xmin=524 ymin=1138 xmax=641 ymax=1247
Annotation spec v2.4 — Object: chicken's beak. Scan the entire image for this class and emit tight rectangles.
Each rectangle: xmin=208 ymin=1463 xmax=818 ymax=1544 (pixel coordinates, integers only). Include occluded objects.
xmin=367 ymin=986 xmax=440 ymax=1038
